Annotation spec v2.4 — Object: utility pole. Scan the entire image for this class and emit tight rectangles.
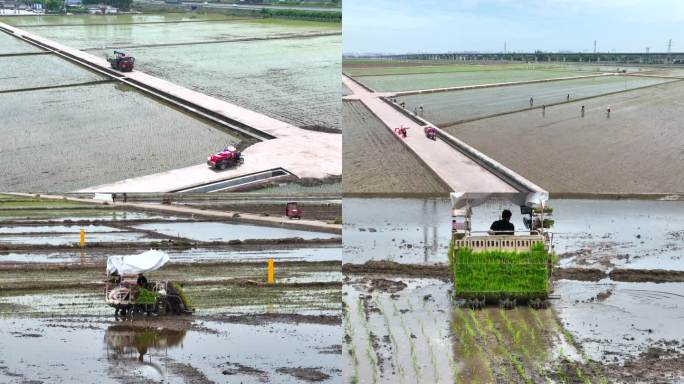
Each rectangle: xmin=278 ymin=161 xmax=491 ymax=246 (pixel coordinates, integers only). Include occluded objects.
xmin=504 ymin=41 xmax=507 ymax=54
xmin=593 ymin=40 xmax=597 ymax=53
xmin=667 ymin=39 xmax=672 ymax=64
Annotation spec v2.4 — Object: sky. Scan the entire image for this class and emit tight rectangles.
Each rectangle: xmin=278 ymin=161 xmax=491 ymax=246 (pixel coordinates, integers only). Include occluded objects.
xmin=343 ymin=0 xmax=684 ymax=54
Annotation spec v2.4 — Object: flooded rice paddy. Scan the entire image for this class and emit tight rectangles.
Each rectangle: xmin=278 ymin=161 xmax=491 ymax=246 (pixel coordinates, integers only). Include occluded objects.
xmin=355 ymin=67 xmax=599 ymax=92
xmin=0 ymin=317 xmax=341 ymax=383
xmin=132 ymin=221 xmax=338 ymax=242
xmin=343 ymin=197 xmax=684 ymax=269
xmin=92 ymin=35 xmax=341 ymax=131
xmin=445 ymin=80 xmax=684 ymax=194
xmin=343 ymin=197 xmax=684 ymax=382
xmin=0 ymin=54 xmax=104 ymax=91
xmin=398 ymin=75 xmax=673 ymax=126
xmin=1 ymin=13 xmax=341 ymax=133
xmin=0 ymin=12 xmax=340 ymax=191
xmin=3 ymin=15 xmax=338 ymax=49
xmin=0 ymin=30 xmax=42 ymax=53
xmin=1 ymin=82 xmax=249 ymax=192
xmin=0 ymin=196 xmax=343 ymax=383
xmin=0 ymin=246 xmax=341 ymax=264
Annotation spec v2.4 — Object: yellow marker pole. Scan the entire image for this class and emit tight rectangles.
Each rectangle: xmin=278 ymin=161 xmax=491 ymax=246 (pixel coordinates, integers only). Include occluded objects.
xmin=79 ymin=228 xmax=85 ymax=248
xmin=267 ymin=258 xmax=275 ymax=284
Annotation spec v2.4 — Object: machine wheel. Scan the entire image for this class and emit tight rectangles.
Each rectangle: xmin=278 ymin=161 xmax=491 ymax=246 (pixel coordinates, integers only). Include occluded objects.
xmin=499 ymin=298 xmax=516 ymax=309
xmin=220 ymin=162 xmax=227 ymax=170
xmin=528 ymin=298 xmax=549 ymax=310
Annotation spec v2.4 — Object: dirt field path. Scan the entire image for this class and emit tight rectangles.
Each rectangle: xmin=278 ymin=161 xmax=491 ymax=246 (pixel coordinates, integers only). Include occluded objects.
xmin=343 ymin=75 xmax=516 ymax=194
xmin=7 ymin=193 xmax=341 ymax=234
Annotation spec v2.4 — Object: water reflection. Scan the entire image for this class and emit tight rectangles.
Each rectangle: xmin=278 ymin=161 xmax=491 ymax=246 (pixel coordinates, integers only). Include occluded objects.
xmin=105 ymin=323 xmax=187 ymax=364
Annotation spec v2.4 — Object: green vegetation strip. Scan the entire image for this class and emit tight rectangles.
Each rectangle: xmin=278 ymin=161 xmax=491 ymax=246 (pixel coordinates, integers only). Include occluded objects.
xmin=452 ymin=243 xmax=549 ymax=299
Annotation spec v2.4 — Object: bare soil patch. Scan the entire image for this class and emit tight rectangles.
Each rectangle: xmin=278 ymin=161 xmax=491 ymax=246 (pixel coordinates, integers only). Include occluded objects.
xmin=342 ymin=100 xmax=450 ymax=194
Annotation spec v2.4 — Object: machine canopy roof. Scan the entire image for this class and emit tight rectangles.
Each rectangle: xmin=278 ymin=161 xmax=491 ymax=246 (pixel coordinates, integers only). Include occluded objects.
xmin=107 ymin=250 xmax=170 ymax=276
xmin=450 ymin=191 xmax=549 ymax=210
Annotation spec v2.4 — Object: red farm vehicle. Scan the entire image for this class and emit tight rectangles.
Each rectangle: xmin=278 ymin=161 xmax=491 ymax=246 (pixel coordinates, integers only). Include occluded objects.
xmin=424 ymin=126 xmax=437 ymax=140
xmin=394 ymin=125 xmax=408 ymax=139
xmin=207 ymin=146 xmax=244 ymax=170
xmin=285 ymin=202 xmax=302 ymax=219
xmin=107 ymin=50 xmax=135 ymax=72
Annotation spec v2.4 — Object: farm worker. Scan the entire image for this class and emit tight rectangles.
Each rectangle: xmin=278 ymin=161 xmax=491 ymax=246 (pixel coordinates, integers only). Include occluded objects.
xmin=414 ymin=107 xmax=418 ymax=115
xmin=606 ymin=107 xmax=611 ymax=118
xmin=529 ymin=97 xmax=534 ymax=107
xmin=400 ymin=101 xmax=406 ymax=109
xmin=566 ymin=93 xmax=570 ymax=101
xmin=490 ymin=209 xmax=514 ymax=235
xmin=581 ymin=105 xmax=585 ymax=117
xmin=419 ymin=106 xmax=424 ymax=116
xmin=542 ymin=105 xmax=546 ymax=116
xmin=137 ymin=273 xmax=148 ymax=288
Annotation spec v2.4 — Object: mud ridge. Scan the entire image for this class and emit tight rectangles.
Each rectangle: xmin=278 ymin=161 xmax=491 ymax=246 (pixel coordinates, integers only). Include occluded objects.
xmin=342 ymin=261 xmax=451 ymax=278
xmin=609 ymin=268 xmax=684 ymax=283
xmin=212 ymin=313 xmax=341 ymax=326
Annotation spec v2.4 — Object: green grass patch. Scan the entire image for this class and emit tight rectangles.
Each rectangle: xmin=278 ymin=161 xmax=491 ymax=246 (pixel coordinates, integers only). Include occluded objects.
xmin=452 ymin=243 xmax=549 ymax=299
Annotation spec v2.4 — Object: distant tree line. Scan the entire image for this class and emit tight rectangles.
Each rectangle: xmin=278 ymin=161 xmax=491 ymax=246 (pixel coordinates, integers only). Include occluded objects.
xmin=258 ymin=7 xmax=341 ymax=22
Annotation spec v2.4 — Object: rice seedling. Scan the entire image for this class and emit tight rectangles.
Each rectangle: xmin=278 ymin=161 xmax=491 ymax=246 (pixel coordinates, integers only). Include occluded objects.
xmin=452 ymin=243 xmax=550 ymax=300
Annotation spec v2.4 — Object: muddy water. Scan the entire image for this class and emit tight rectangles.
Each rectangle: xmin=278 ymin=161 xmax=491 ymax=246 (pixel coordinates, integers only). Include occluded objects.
xmin=0 ymin=317 xmax=341 ymax=383
xmin=0 ymin=224 xmax=122 ymax=233
xmin=133 ymin=221 xmax=339 ymax=241
xmin=0 ymin=231 xmax=157 ymax=245
xmin=0 ymin=246 xmax=342 ymax=264
xmin=0 ymin=210 xmax=180 ymax=222
xmin=554 ymin=279 xmax=684 ymax=362
xmin=343 ymin=198 xmax=684 ymax=270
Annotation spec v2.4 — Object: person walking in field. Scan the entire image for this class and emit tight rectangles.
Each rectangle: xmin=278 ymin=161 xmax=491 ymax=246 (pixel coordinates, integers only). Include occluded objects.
xmin=419 ymin=106 xmax=424 ymax=116
xmin=542 ymin=104 xmax=546 ymax=117
xmin=529 ymin=97 xmax=534 ymax=107
xmin=581 ymin=105 xmax=585 ymax=118
xmin=566 ymin=93 xmax=570 ymax=101
xmin=606 ymin=107 xmax=611 ymax=118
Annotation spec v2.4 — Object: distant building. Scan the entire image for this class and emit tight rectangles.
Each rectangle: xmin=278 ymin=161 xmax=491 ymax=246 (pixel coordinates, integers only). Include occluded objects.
xmin=65 ymin=0 xmax=82 ymax=7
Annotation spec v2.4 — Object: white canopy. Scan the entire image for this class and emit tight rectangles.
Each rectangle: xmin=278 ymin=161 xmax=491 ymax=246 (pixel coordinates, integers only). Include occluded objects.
xmin=450 ymin=191 xmax=549 ymax=210
xmin=106 ymin=250 xmax=170 ymax=276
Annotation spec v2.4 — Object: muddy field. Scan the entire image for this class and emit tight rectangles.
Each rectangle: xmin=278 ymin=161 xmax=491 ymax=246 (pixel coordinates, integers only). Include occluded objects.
xmin=444 ymin=80 xmax=684 ymax=194
xmin=1 ymin=82 xmax=252 ymax=192
xmin=343 ymin=274 xmax=684 ymax=383
xmin=398 ymin=75 xmax=673 ymax=126
xmin=182 ymin=202 xmax=341 ymax=221
xmin=0 ymin=194 xmax=342 ymax=383
xmin=343 ymin=197 xmax=684 ymax=383
xmin=343 ymin=197 xmax=684 ymax=268
xmin=342 ymin=101 xmax=450 ymax=194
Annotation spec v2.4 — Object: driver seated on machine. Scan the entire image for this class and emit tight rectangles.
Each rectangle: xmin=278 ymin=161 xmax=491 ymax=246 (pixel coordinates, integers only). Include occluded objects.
xmin=489 ymin=209 xmax=514 ymax=235
xmin=137 ymin=273 xmax=148 ymax=289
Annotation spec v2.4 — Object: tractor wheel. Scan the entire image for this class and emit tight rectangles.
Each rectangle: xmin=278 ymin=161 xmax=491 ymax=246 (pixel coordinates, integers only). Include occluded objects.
xmin=220 ymin=162 xmax=227 ymax=170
